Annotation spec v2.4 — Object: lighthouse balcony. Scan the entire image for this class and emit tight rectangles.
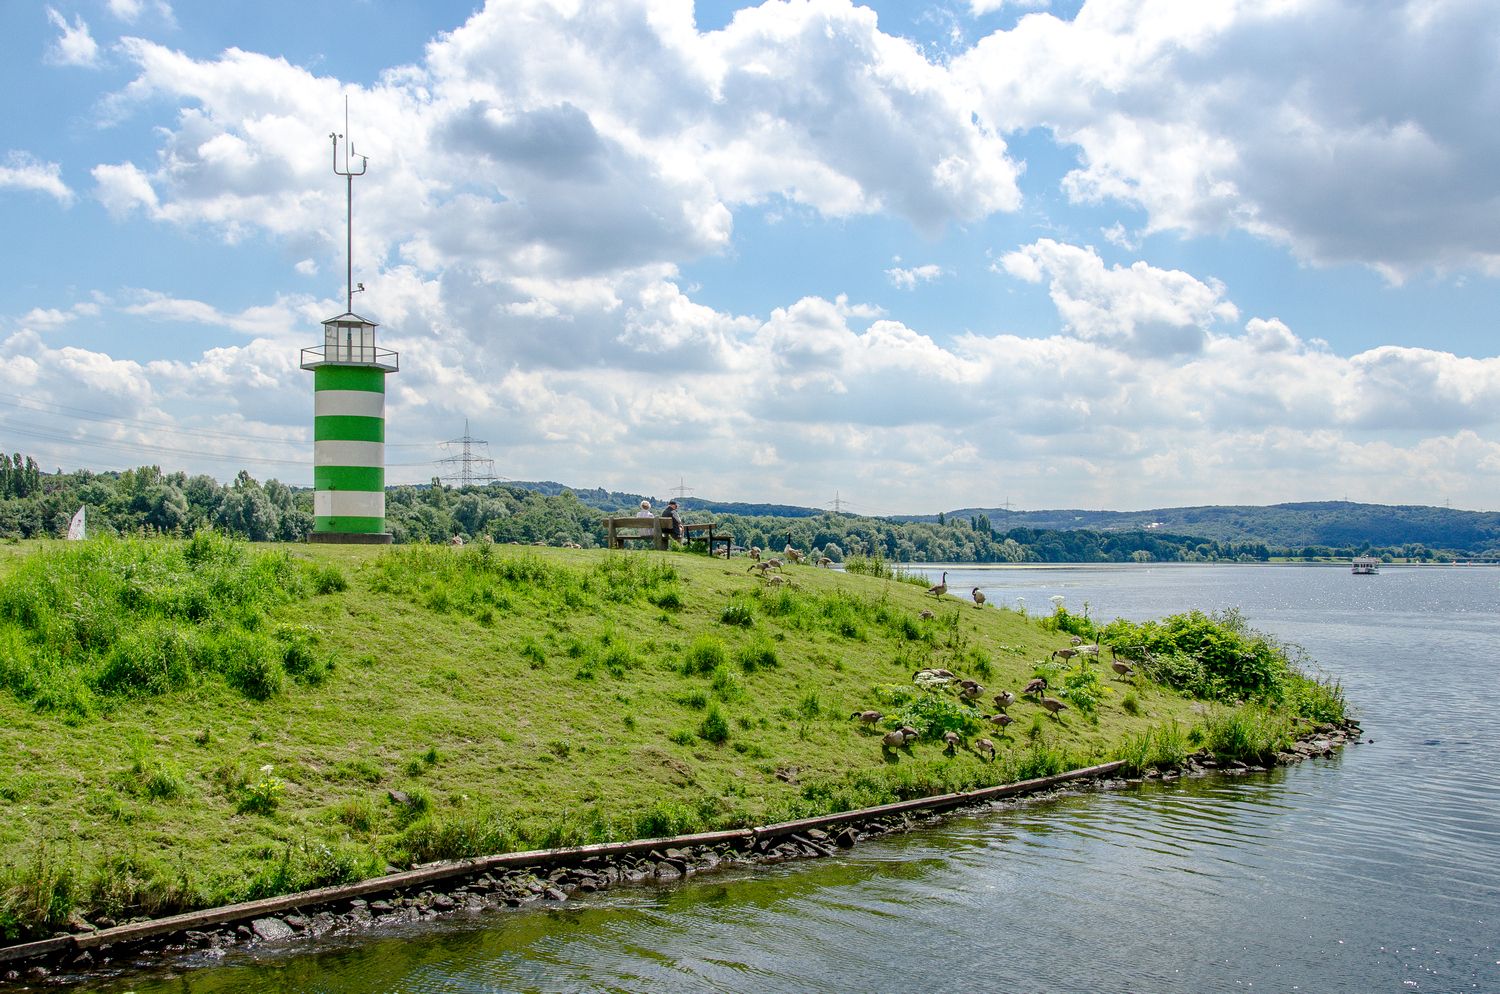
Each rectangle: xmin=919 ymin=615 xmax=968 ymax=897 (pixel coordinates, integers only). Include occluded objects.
xmin=300 ymin=344 xmax=399 ymax=372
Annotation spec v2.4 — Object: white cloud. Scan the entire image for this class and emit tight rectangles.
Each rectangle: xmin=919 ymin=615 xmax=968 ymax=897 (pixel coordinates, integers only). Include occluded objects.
xmin=105 ymin=0 xmax=171 ymax=23
xmin=17 ymin=302 xmax=99 ymax=331
xmin=954 ymin=1 xmax=1500 ymax=278
xmin=0 ymin=152 xmax=75 ymax=205
xmin=998 ymin=239 xmax=1238 ymax=355
xmin=44 ymin=7 xmax=99 ymax=68
xmin=294 ymin=258 xmax=318 ymax=276
xmin=91 ymin=161 xmax=159 ymax=217
xmin=969 ymin=0 xmax=1050 ymax=14
xmin=885 ymin=264 xmax=946 ymax=290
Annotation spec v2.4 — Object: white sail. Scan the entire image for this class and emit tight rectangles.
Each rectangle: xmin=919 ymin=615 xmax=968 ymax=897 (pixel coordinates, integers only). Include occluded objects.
xmin=67 ymin=506 xmax=86 ymax=540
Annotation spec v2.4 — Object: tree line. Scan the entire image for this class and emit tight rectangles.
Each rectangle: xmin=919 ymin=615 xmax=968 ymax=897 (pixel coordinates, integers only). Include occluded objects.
xmin=0 ymin=457 xmax=1485 ymax=562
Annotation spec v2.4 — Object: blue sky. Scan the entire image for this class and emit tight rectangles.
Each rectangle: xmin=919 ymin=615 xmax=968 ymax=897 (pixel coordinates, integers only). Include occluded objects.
xmin=2 ymin=0 xmax=1498 ymax=515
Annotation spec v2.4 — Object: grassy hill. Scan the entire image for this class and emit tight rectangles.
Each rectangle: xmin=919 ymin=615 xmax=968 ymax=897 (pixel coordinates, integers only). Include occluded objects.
xmin=0 ymin=536 xmax=1343 ymax=940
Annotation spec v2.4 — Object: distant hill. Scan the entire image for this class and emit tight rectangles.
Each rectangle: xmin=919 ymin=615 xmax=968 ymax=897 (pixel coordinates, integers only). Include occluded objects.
xmin=896 ymin=501 xmax=1500 ymax=553
xmin=509 ymin=481 xmax=826 ymax=518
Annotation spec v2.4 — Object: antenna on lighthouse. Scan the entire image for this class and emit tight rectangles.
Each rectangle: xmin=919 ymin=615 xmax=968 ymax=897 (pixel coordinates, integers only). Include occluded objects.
xmin=330 ymin=95 xmax=368 ymax=314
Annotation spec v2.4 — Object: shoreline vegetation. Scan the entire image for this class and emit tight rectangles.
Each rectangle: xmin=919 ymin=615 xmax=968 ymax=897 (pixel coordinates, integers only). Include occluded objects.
xmin=0 ymin=535 xmax=1349 ymax=954
xmin=1 ymin=458 xmax=1496 ymax=565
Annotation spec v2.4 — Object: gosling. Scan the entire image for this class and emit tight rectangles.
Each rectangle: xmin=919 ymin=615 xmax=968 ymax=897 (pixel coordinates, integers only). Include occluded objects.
xmin=993 ymin=690 xmax=1015 ymax=711
xmin=1040 ymin=696 xmax=1068 ymax=718
xmin=1023 ymin=677 xmax=1048 ymax=696
xmin=975 ymin=737 xmax=997 ymax=761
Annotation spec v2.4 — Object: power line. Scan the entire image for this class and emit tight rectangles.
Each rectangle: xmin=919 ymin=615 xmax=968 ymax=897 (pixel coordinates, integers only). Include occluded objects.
xmin=0 ymin=417 xmax=436 ymax=470
xmin=0 ymin=390 xmax=432 ymax=447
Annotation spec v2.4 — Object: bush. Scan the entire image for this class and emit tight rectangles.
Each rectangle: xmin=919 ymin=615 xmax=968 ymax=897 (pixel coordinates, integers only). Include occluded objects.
xmin=682 ymin=635 xmax=728 ymax=675
xmin=698 ymin=705 xmax=730 ymax=744
xmin=720 ymin=600 xmax=755 ymax=627
xmin=885 ymin=689 xmax=981 ymax=741
xmin=735 ymin=636 xmax=779 ymax=672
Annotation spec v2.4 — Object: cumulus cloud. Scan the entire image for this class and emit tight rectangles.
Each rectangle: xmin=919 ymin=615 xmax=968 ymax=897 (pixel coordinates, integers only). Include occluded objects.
xmin=998 ymin=239 xmax=1238 ymax=355
xmin=106 ymin=0 xmax=172 ymax=24
xmin=955 ymin=0 xmax=1500 ymax=278
xmin=0 ymin=152 xmax=74 ymax=205
xmin=44 ymin=7 xmax=99 ymax=68
xmin=885 ymin=264 xmax=946 ymax=289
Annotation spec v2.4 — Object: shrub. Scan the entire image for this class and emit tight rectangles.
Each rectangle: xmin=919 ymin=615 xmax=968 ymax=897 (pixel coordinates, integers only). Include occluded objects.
xmin=720 ymin=600 xmax=755 ymax=627
xmin=668 ymin=728 xmax=695 ymax=746
xmin=698 ymin=705 xmax=730 ymax=744
xmin=1204 ymin=705 xmax=1296 ymax=764
xmin=1116 ymin=722 xmax=1188 ymax=775
xmin=682 ymin=635 xmax=728 ymax=675
xmin=735 ymin=636 xmax=779 ymax=672
xmin=311 ymin=565 xmax=347 ymax=594
xmin=885 ymin=690 xmax=980 ymax=741
xmin=237 ymin=766 xmax=284 ymax=815
xmin=1121 ymin=691 xmax=1141 ymax=716
xmin=709 ymin=664 xmax=745 ymax=702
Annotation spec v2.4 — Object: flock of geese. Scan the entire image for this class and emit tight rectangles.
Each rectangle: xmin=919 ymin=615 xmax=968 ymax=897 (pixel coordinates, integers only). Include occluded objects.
xmin=740 ymin=550 xmax=1144 ymax=760
xmin=852 ymin=579 xmax=1145 ymax=760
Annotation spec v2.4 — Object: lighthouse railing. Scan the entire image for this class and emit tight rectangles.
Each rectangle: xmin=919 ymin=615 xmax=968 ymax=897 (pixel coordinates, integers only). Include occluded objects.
xmin=300 ymin=344 xmax=399 ymax=371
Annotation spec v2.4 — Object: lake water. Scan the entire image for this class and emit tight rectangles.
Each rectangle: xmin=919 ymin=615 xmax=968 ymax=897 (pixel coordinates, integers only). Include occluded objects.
xmin=85 ymin=565 xmax=1500 ymax=993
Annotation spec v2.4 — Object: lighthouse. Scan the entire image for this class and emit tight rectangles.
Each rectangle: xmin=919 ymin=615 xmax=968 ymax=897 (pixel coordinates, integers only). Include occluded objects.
xmin=301 ymin=110 xmax=397 ymax=544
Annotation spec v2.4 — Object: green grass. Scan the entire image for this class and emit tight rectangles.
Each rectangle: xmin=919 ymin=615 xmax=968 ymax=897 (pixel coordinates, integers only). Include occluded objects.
xmin=0 ymin=536 xmax=1342 ymax=941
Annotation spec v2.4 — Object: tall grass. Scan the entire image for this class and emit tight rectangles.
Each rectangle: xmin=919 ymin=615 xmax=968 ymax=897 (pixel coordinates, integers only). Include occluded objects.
xmin=0 ymin=533 xmax=334 ymax=717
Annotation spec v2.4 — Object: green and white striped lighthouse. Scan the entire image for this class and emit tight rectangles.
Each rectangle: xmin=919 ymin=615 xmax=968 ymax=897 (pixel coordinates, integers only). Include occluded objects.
xmin=301 ymin=108 xmax=397 ymax=544
xmin=302 ymin=313 xmax=397 ymax=543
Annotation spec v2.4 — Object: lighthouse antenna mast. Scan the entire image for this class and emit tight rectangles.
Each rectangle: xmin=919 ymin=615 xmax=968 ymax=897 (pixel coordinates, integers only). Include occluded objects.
xmin=330 ymin=96 xmax=368 ymax=314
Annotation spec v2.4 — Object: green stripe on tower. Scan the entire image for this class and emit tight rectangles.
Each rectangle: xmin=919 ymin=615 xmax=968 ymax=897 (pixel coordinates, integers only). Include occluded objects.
xmin=314 ymin=366 xmax=385 ymax=392
xmin=314 ymin=515 xmax=387 ymax=534
xmin=313 ymin=465 xmax=384 ymax=491
xmin=315 ymin=415 xmax=385 ymax=442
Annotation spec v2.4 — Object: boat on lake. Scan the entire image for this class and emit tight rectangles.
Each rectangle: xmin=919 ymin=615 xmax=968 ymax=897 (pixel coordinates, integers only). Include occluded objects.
xmin=1352 ymin=556 xmax=1380 ymax=574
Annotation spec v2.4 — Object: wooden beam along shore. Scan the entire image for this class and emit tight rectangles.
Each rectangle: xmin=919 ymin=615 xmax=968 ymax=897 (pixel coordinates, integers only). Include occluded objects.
xmin=0 ymin=761 xmax=1124 ymax=967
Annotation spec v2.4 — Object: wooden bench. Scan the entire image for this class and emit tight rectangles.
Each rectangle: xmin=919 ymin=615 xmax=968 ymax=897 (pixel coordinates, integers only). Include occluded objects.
xmin=604 ymin=516 xmax=670 ymax=550
xmin=684 ymin=522 xmax=733 ymax=558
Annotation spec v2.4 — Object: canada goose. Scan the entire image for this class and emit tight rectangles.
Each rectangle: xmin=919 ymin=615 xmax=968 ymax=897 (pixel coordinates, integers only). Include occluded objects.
xmin=1023 ymin=677 xmax=1048 ymax=696
xmin=1110 ymin=660 xmax=1134 ymax=679
xmin=1052 ymin=647 xmax=1079 ymax=663
xmin=748 ymin=562 xmax=773 ymax=574
xmin=749 ymin=547 xmax=762 ymax=562
xmin=817 ymin=556 xmax=832 ymax=568
xmin=958 ymin=682 xmax=984 ymax=701
xmin=765 ymin=574 xmax=789 ymax=586
xmin=972 ymin=587 xmax=986 ymax=607
xmin=1069 ymin=635 xmax=1083 ymax=646
xmin=899 ymin=725 xmax=918 ymax=741
xmin=765 ymin=557 xmax=784 ymax=570
xmin=851 ymin=710 xmax=883 ymax=725
xmin=881 ymin=729 xmax=908 ymax=749
xmin=919 ymin=609 xmax=935 ymax=621
xmin=942 ymin=730 xmax=961 ymax=753
xmin=993 ymin=690 xmax=1015 ymax=711
xmin=927 ymin=571 xmax=948 ymax=599
xmin=786 ymin=548 xmax=805 ymax=564
xmin=1040 ymin=696 xmax=1068 ymax=718
xmin=975 ymin=737 xmax=996 ymax=761
xmin=1076 ymin=644 xmax=1100 ymax=657
xmin=986 ymin=712 xmax=1014 ymax=731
